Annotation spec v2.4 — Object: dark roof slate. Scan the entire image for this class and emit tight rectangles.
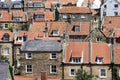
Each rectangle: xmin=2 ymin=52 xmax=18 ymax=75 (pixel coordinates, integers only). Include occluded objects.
xmin=22 ymin=40 xmax=62 ymax=52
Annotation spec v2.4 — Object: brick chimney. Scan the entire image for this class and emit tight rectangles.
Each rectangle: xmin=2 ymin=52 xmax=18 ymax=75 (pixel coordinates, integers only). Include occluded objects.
xmin=41 ymin=71 xmax=47 ymax=80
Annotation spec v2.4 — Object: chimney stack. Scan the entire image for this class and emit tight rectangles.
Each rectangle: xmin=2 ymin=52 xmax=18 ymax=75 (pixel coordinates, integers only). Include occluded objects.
xmin=41 ymin=71 xmax=47 ymax=80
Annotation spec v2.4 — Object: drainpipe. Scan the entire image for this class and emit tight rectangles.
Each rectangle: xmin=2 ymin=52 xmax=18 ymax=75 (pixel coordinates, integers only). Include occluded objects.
xmin=89 ymin=40 xmax=92 ymax=75
xmin=111 ymin=32 xmax=115 ymax=80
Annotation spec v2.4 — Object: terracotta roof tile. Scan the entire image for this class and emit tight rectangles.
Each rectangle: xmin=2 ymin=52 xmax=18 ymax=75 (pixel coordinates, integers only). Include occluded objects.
xmin=12 ymin=10 xmax=27 ymax=22
xmin=0 ymin=10 xmax=11 ymax=22
xmin=29 ymin=22 xmax=46 ymax=32
xmin=0 ymin=31 xmax=13 ymax=41
xmin=102 ymin=16 xmax=120 ymax=37
xmin=48 ymin=22 xmax=67 ymax=36
xmin=14 ymin=76 xmax=60 ymax=80
xmin=65 ymin=42 xmax=111 ymax=64
xmin=15 ymin=31 xmax=44 ymax=44
xmin=114 ymin=44 xmax=120 ymax=64
xmin=91 ymin=42 xmax=111 ymax=64
xmin=59 ymin=7 xmax=91 ymax=13
xmin=65 ymin=42 xmax=89 ymax=64
xmin=68 ymin=22 xmax=90 ymax=36
xmin=29 ymin=22 xmax=67 ymax=37
xmin=28 ymin=10 xmax=54 ymax=21
xmin=103 ymin=16 xmax=120 ymax=29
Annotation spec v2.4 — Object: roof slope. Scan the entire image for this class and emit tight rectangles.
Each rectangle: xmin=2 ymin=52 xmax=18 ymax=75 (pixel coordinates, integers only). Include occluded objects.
xmin=22 ymin=40 xmax=62 ymax=52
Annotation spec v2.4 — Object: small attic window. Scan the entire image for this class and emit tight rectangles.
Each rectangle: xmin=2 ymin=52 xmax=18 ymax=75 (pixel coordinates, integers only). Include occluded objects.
xmin=52 ymin=30 xmax=59 ymax=36
xmin=3 ymin=33 xmax=10 ymax=42
xmin=96 ymin=57 xmax=103 ymax=64
xmin=73 ymin=25 xmax=80 ymax=32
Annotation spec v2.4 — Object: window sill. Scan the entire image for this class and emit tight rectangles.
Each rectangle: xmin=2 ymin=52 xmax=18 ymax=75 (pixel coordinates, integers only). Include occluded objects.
xmin=99 ymin=76 xmax=107 ymax=78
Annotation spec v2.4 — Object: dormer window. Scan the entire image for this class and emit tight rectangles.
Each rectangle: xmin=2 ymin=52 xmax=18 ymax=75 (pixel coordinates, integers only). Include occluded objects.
xmin=63 ymin=14 xmax=67 ymax=19
xmin=96 ymin=57 xmax=103 ymax=64
xmin=70 ymin=58 xmax=81 ymax=64
xmin=81 ymin=15 xmax=86 ymax=19
xmin=74 ymin=25 xmax=80 ymax=32
xmin=33 ymin=2 xmax=41 ymax=7
xmin=13 ymin=17 xmax=22 ymax=22
xmin=17 ymin=36 xmax=23 ymax=42
xmin=52 ymin=30 xmax=59 ymax=36
xmin=27 ymin=2 xmax=33 ymax=7
xmin=3 ymin=33 xmax=10 ymax=42
xmin=34 ymin=14 xmax=44 ymax=18
xmin=13 ymin=3 xmax=21 ymax=8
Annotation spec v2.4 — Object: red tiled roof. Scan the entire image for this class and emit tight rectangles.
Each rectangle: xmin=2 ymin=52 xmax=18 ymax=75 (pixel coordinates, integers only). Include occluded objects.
xmin=65 ymin=42 xmax=111 ymax=64
xmin=103 ymin=16 xmax=120 ymax=29
xmin=0 ymin=31 xmax=13 ymax=41
xmin=59 ymin=7 xmax=91 ymax=13
xmin=29 ymin=22 xmax=67 ymax=37
xmin=14 ymin=76 xmax=60 ymax=80
xmin=29 ymin=22 xmax=46 ymax=32
xmin=114 ymin=44 xmax=120 ymax=64
xmin=65 ymin=42 xmax=89 ymax=64
xmin=102 ymin=16 xmax=120 ymax=37
xmin=0 ymin=10 xmax=12 ymax=22
xmin=12 ymin=10 xmax=27 ymax=22
xmin=28 ymin=10 xmax=54 ymax=22
xmin=91 ymin=42 xmax=111 ymax=64
xmin=48 ymin=22 xmax=67 ymax=36
xmin=68 ymin=22 xmax=90 ymax=36
xmin=15 ymin=31 xmax=44 ymax=44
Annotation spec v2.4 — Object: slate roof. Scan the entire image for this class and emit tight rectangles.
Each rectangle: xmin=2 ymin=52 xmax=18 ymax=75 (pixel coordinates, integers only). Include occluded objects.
xmin=22 ymin=40 xmax=62 ymax=52
xmin=0 ymin=63 xmax=9 ymax=80
xmin=0 ymin=1 xmax=23 ymax=9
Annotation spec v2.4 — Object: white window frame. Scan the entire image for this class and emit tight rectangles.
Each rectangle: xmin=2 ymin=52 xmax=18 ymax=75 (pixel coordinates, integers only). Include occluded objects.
xmin=69 ymin=68 xmax=76 ymax=76
xmin=63 ymin=14 xmax=67 ymax=19
xmin=26 ymin=65 xmax=33 ymax=73
xmin=4 ymin=23 xmax=9 ymax=29
xmin=17 ymin=48 xmax=20 ymax=54
xmin=81 ymin=15 xmax=86 ymax=19
xmin=70 ymin=58 xmax=81 ymax=64
xmin=17 ymin=37 xmax=23 ymax=42
xmin=50 ymin=65 xmax=57 ymax=74
xmin=99 ymin=69 xmax=107 ymax=78
xmin=13 ymin=17 xmax=22 ymax=22
xmin=3 ymin=47 xmax=9 ymax=55
xmin=52 ymin=30 xmax=59 ymax=36
xmin=17 ymin=59 xmax=20 ymax=67
xmin=26 ymin=53 xmax=32 ymax=59
xmin=50 ymin=53 xmax=57 ymax=59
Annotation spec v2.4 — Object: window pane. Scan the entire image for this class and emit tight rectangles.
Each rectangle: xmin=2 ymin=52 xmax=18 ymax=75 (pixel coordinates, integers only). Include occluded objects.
xmin=26 ymin=65 xmax=32 ymax=73
xmin=71 ymin=69 xmax=75 ymax=75
xmin=51 ymin=65 xmax=57 ymax=73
